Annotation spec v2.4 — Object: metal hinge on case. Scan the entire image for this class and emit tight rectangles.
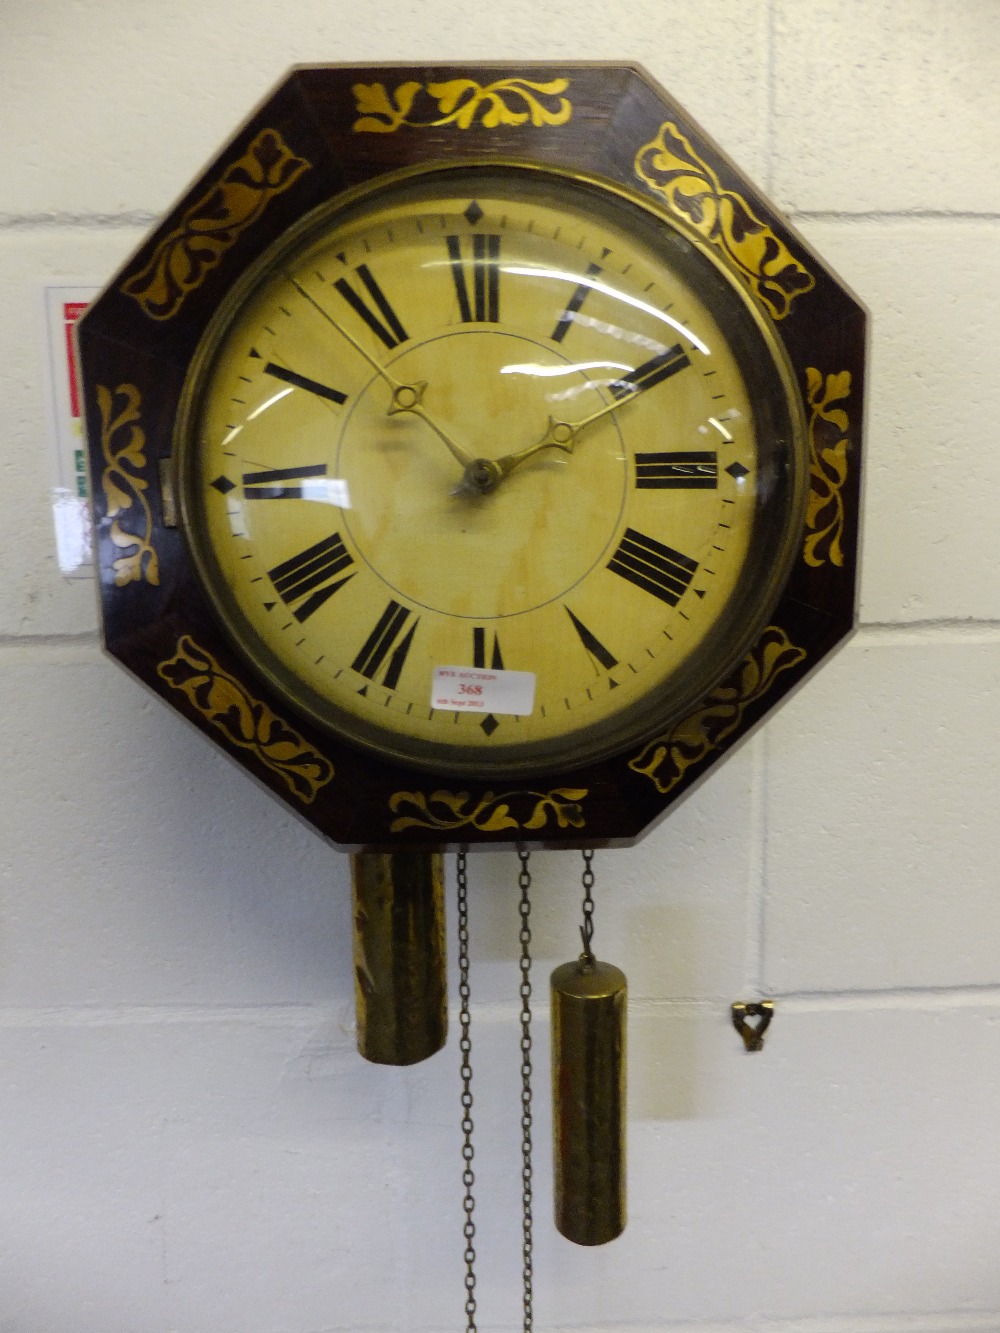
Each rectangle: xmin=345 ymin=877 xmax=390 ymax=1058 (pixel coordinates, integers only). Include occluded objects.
xmin=159 ymin=457 xmax=177 ymax=527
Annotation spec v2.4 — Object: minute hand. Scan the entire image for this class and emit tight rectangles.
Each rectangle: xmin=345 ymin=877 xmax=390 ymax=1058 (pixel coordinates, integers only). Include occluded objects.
xmin=484 ymin=344 xmax=692 ymax=488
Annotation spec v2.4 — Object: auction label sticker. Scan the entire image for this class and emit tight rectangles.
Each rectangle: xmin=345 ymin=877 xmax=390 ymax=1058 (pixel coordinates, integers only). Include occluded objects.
xmin=431 ymin=666 xmax=536 ymax=716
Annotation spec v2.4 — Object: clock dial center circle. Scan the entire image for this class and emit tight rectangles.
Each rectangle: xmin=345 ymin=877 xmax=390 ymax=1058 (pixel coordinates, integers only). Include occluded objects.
xmin=336 ymin=329 xmax=628 ymax=621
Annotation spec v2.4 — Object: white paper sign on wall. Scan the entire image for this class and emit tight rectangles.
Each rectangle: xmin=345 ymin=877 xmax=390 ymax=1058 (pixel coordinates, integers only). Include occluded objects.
xmin=42 ymin=286 xmax=99 ymax=577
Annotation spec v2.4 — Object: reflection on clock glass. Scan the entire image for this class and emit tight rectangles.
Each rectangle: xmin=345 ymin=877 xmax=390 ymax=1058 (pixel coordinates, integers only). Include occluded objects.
xmin=178 ymin=166 xmax=806 ymax=776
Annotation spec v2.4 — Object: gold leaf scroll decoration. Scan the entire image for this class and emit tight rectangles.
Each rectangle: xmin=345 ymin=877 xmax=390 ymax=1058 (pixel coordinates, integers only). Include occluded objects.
xmin=96 ymin=382 xmax=159 ymax=587
xmin=629 ymin=627 xmax=807 ymax=794
xmin=634 ymin=122 xmax=814 ymax=320
xmin=352 ymin=77 xmax=572 ymax=133
xmin=157 ymin=636 xmax=334 ymax=804
xmin=389 ymin=787 xmax=587 ymax=834
xmin=121 ymin=129 xmax=311 ymax=320
xmin=804 ymin=367 xmax=852 ymax=568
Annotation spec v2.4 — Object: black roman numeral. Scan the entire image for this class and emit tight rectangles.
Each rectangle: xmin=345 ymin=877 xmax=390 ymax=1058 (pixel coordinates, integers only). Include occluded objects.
xmin=607 ymin=528 xmax=698 ymax=605
xmin=262 ymin=362 xmax=347 ymax=405
xmin=564 ymin=607 xmax=618 ymax=670
xmin=472 ymin=627 xmax=505 ymax=670
xmin=243 ymin=463 xmax=328 ymax=500
xmin=550 ymin=262 xmax=602 ymax=343
xmin=635 ymin=451 xmax=718 ymax=489
xmin=352 ymin=601 xmax=418 ymax=690
xmin=268 ymin=532 xmax=355 ymax=622
xmin=610 ymin=345 xmax=691 ymax=400
xmin=447 ymin=234 xmax=501 ymax=322
xmin=333 ymin=264 xmax=408 ymax=348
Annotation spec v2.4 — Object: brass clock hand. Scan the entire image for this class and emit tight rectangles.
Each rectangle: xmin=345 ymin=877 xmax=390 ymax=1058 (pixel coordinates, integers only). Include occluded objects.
xmin=287 ymin=276 xmax=476 ymax=470
xmin=461 ymin=346 xmax=691 ymax=495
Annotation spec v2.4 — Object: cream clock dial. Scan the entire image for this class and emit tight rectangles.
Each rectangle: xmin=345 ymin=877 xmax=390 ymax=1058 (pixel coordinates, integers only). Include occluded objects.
xmin=179 ymin=165 xmax=805 ymax=776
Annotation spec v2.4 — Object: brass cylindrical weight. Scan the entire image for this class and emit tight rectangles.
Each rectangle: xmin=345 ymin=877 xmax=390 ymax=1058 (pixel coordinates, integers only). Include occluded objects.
xmin=550 ymin=957 xmax=627 ymax=1245
xmin=351 ymin=852 xmax=447 ymax=1066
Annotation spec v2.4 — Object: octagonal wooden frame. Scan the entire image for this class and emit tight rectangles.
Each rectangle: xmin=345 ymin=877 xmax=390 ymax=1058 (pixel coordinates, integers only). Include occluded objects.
xmin=77 ymin=62 xmax=865 ymax=851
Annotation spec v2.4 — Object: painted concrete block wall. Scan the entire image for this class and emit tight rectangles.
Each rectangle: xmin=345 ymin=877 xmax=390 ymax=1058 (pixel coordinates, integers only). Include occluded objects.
xmin=2 ymin=2 xmax=998 ymax=1330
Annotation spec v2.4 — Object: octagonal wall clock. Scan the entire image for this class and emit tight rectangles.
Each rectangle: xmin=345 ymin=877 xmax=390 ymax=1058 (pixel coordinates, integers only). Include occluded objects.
xmin=77 ymin=62 xmax=865 ymax=1273
xmin=77 ymin=62 xmax=866 ymax=855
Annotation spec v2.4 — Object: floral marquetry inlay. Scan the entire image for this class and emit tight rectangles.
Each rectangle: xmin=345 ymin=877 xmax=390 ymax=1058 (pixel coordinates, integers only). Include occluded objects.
xmin=157 ymin=637 xmax=335 ymax=804
xmin=804 ymin=368 xmax=853 ymax=568
xmin=389 ymin=788 xmax=587 ymax=834
xmin=629 ymin=627 xmax=807 ymax=794
xmin=96 ymin=382 xmax=159 ymax=587
xmin=634 ymin=122 xmax=814 ymax=320
xmin=121 ymin=130 xmax=311 ymax=320
xmin=352 ymin=77 xmax=572 ymax=133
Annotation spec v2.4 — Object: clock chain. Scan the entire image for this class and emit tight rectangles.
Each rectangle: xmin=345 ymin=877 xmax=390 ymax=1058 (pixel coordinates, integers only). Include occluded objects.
xmin=456 ymin=849 xmax=535 ymax=1333
xmin=456 ymin=850 xmax=478 ymax=1333
xmin=580 ymin=848 xmax=596 ymax=963
xmin=516 ymin=849 xmax=535 ymax=1333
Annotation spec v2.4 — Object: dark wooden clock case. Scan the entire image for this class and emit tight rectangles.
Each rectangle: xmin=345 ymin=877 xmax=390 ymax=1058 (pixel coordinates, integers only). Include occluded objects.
xmin=77 ymin=63 xmax=865 ymax=851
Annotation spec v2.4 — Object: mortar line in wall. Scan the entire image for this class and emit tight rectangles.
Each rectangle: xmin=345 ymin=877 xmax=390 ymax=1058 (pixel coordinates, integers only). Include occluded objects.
xmin=0 ymin=633 xmax=101 ymax=663
xmin=154 ymin=1117 xmax=172 ymax=1299
xmin=0 ymin=211 xmax=158 ymax=230
xmin=622 ymin=987 xmax=1000 ymax=1015
xmin=788 ymin=208 xmax=1000 ymax=224
xmin=549 ymin=1311 xmax=1000 ymax=1332
xmin=0 ymin=1002 xmax=341 ymax=1028
xmin=385 ymin=1067 xmax=414 ymax=1333
xmin=5 ymin=985 xmax=1000 ymax=1029
xmin=743 ymin=731 xmax=768 ymax=996
xmin=770 ymin=982 xmax=1000 ymax=1011
xmin=4 ymin=208 xmax=999 ymax=230
xmin=765 ymin=0 xmax=777 ymax=197
xmin=854 ymin=619 xmax=1000 ymax=644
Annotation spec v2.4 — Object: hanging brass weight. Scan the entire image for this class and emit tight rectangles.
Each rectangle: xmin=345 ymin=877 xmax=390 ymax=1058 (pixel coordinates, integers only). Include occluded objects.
xmin=550 ymin=955 xmax=627 ymax=1245
xmin=350 ymin=852 xmax=447 ymax=1065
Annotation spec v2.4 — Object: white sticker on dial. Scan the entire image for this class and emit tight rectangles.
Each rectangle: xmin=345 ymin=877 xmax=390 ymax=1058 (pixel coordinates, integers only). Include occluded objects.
xmin=431 ymin=666 xmax=536 ymax=717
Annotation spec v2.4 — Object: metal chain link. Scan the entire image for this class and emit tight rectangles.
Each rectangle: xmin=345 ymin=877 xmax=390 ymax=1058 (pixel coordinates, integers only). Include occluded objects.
xmin=457 ymin=849 xmax=534 ymax=1333
xmin=456 ymin=850 xmax=477 ymax=1333
xmin=580 ymin=848 xmax=596 ymax=965
xmin=516 ymin=849 xmax=534 ymax=1333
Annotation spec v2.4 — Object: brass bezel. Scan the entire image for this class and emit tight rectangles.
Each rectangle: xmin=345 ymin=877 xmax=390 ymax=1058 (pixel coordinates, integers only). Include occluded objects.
xmin=175 ymin=157 xmax=809 ymax=778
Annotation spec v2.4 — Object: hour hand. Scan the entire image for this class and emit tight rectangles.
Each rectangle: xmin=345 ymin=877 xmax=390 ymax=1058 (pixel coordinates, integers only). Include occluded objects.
xmin=385 ymin=379 xmax=476 ymax=469
xmin=456 ymin=419 xmax=576 ymax=495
